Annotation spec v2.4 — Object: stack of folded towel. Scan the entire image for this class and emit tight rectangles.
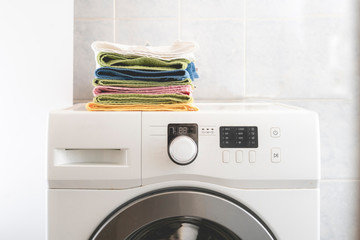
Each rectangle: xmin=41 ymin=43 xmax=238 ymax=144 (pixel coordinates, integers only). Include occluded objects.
xmin=86 ymin=41 xmax=199 ymax=111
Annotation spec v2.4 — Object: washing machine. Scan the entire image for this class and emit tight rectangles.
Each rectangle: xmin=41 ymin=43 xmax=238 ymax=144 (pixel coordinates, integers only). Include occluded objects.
xmin=47 ymin=102 xmax=320 ymax=240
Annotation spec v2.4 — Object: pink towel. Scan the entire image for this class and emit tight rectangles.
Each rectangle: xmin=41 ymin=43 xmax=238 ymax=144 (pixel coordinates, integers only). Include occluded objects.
xmin=93 ymin=85 xmax=193 ymax=96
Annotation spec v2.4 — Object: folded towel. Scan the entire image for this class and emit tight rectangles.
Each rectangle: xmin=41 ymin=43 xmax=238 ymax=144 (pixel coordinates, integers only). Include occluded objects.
xmin=95 ymin=67 xmax=192 ymax=81
xmin=86 ymin=102 xmax=199 ymax=111
xmin=96 ymin=52 xmax=199 ymax=79
xmin=92 ymin=41 xmax=197 ymax=61
xmin=186 ymin=62 xmax=199 ymax=80
xmin=94 ymin=93 xmax=192 ymax=105
xmin=93 ymin=78 xmax=194 ymax=88
xmin=93 ymin=85 xmax=193 ymax=96
xmin=96 ymin=52 xmax=190 ymax=71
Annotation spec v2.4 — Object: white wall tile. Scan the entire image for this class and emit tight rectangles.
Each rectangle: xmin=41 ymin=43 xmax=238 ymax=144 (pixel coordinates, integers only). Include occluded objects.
xmin=115 ymin=0 xmax=178 ymax=18
xmin=278 ymin=100 xmax=360 ymax=179
xmin=247 ymin=0 xmax=305 ymax=19
xmin=74 ymin=0 xmax=113 ymax=19
xmin=321 ymin=181 xmax=360 ymax=240
xmin=181 ymin=0 xmax=244 ymax=18
xmin=74 ymin=20 xmax=113 ymax=100
xmin=115 ymin=19 xmax=178 ymax=46
xmin=246 ymin=17 xmax=357 ymax=99
xmin=182 ymin=20 xmax=245 ymax=99
xmin=247 ymin=0 xmax=357 ymax=19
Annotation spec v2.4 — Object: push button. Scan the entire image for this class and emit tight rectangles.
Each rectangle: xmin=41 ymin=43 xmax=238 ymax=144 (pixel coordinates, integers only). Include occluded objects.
xmin=249 ymin=151 xmax=256 ymax=163
xmin=222 ymin=151 xmax=230 ymax=163
xmin=271 ymin=148 xmax=281 ymax=163
xmin=270 ymin=127 xmax=281 ymax=138
xmin=236 ymin=151 xmax=243 ymax=163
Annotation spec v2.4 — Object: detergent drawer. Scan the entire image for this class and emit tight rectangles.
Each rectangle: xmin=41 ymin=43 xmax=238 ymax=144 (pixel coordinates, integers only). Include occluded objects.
xmin=48 ymin=111 xmax=141 ymax=189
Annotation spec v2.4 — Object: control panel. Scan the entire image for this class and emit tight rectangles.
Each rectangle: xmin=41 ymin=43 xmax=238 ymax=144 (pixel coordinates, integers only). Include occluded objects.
xmin=168 ymin=124 xmax=198 ymax=165
xmin=220 ymin=126 xmax=258 ymax=148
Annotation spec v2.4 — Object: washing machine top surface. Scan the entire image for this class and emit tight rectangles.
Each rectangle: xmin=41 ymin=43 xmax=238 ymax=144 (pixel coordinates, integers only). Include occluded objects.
xmin=48 ymin=102 xmax=320 ymax=190
xmin=63 ymin=101 xmax=304 ymax=113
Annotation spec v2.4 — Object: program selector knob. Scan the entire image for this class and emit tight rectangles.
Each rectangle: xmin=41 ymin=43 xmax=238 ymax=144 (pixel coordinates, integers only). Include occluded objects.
xmin=168 ymin=124 xmax=198 ymax=165
xmin=169 ymin=136 xmax=198 ymax=165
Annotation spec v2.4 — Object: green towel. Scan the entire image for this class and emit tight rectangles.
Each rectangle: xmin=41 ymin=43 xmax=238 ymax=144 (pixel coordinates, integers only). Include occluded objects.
xmin=93 ymin=78 xmax=194 ymax=88
xmin=97 ymin=52 xmax=190 ymax=71
xmin=94 ymin=94 xmax=193 ymax=105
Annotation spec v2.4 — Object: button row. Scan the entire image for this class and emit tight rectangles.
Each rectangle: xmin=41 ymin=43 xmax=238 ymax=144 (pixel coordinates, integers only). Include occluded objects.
xmin=222 ymin=150 xmax=256 ymax=163
xmin=222 ymin=148 xmax=281 ymax=163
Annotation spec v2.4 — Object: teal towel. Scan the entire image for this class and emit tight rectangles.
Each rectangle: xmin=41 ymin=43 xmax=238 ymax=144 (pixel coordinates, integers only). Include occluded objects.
xmin=95 ymin=67 xmax=191 ymax=81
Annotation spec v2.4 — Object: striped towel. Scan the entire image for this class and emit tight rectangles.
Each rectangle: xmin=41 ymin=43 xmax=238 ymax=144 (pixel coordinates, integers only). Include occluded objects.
xmin=93 ymin=94 xmax=193 ymax=105
xmin=93 ymin=85 xmax=193 ymax=96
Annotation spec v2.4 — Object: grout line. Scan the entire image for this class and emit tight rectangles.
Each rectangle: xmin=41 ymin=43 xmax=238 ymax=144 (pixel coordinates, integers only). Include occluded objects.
xmin=113 ymin=0 xmax=116 ymax=42
xmin=113 ymin=17 xmax=178 ymax=21
xmin=74 ymin=14 xmax=344 ymax=22
xmin=178 ymin=0 xmax=182 ymax=40
xmin=192 ymin=98 xmax=349 ymax=103
xmin=242 ymin=0 xmax=247 ymax=97
xmin=270 ymin=98 xmax=350 ymax=102
xmin=182 ymin=17 xmax=244 ymax=22
xmin=321 ymin=179 xmax=360 ymax=183
xmin=247 ymin=14 xmax=345 ymax=21
xmin=234 ymin=97 xmax=349 ymax=102
xmin=74 ymin=18 xmax=114 ymax=21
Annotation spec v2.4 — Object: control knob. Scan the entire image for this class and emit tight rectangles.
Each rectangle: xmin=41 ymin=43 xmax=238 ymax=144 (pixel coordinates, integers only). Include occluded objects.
xmin=168 ymin=135 xmax=198 ymax=165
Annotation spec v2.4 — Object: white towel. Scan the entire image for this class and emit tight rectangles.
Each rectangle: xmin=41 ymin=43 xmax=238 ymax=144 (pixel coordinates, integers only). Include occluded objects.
xmin=91 ymin=41 xmax=197 ymax=62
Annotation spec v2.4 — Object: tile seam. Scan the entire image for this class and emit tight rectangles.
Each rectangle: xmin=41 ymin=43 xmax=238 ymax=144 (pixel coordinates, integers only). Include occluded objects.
xmin=321 ymin=179 xmax=360 ymax=182
xmin=74 ymin=18 xmax=113 ymax=21
xmin=246 ymin=14 xmax=345 ymax=22
xmin=243 ymin=0 xmax=247 ymax=97
xmin=239 ymin=98 xmax=350 ymax=102
xmin=178 ymin=0 xmax=182 ymax=40
xmin=113 ymin=0 xmax=116 ymax=42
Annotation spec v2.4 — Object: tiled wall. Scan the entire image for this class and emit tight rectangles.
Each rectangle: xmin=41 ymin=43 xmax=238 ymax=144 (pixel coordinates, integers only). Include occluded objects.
xmin=74 ymin=0 xmax=360 ymax=239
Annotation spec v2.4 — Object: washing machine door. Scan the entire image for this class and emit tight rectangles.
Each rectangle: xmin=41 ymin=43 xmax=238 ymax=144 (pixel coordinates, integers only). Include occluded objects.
xmin=90 ymin=188 xmax=276 ymax=240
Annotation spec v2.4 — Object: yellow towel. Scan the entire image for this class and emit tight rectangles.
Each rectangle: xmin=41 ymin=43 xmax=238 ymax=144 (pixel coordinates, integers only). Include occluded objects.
xmin=86 ymin=102 xmax=199 ymax=111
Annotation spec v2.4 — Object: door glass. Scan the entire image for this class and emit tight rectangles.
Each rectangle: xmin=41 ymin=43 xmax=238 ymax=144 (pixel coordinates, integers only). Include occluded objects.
xmin=126 ymin=216 xmax=241 ymax=240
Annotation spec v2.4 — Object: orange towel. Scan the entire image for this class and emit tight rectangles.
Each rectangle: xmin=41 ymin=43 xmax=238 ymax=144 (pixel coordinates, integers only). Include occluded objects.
xmin=86 ymin=102 xmax=199 ymax=111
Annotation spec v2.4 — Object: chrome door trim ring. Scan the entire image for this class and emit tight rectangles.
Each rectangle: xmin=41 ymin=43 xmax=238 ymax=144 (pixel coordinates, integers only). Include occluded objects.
xmin=89 ymin=187 xmax=277 ymax=240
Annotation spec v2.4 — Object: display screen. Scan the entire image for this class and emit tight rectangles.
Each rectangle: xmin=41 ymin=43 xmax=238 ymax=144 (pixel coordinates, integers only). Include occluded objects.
xmin=169 ymin=125 xmax=196 ymax=136
xmin=220 ymin=126 xmax=258 ymax=148
xmin=178 ymin=126 xmax=188 ymax=134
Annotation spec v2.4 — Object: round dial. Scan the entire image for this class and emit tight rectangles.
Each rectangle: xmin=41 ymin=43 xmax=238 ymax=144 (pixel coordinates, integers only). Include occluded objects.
xmin=169 ymin=135 xmax=198 ymax=165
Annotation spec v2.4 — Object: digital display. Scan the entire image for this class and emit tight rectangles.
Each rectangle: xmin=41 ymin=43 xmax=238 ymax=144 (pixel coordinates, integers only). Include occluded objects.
xmin=220 ymin=126 xmax=258 ymax=148
xmin=169 ymin=125 xmax=196 ymax=135
xmin=178 ymin=127 xmax=188 ymax=134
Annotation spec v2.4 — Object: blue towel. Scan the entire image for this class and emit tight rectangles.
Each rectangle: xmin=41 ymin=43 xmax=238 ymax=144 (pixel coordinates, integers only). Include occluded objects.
xmin=186 ymin=62 xmax=199 ymax=80
xmin=95 ymin=67 xmax=192 ymax=81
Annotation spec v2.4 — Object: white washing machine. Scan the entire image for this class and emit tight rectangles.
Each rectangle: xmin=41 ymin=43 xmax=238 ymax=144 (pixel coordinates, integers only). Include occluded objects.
xmin=47 ymin=102 xmax=320 ymax=240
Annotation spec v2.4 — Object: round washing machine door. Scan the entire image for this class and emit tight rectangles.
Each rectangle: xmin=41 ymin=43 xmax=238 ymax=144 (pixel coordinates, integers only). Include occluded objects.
xmin=90 ymin=188 xmax=276 ymax=240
